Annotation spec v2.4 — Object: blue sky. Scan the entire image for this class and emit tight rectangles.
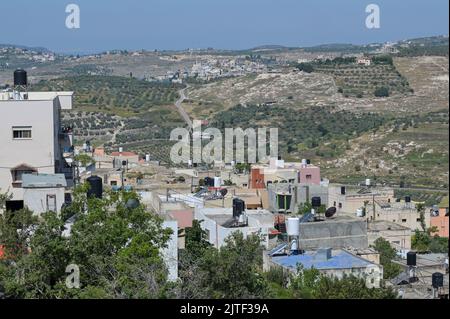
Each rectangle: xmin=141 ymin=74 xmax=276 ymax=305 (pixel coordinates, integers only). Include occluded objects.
xmin=0 ymin=0 xmax=448 ymax=53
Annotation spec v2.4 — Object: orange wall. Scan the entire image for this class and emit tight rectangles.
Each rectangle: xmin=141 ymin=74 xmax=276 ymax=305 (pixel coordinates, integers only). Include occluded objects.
xmin=431 ymin=208 xmax=449 ymax=238
xmin=250 ymin=168 xmax=265 ymax=189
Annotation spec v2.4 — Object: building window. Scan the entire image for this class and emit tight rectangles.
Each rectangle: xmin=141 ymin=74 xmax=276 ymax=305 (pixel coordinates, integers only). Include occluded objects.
xmin=402 ymin=219 xmax=407 ymax=223
xmin=46 ymin=195 xmax=57 ymax=212
xmin=11 ymin=164 xmax=37 ymax=183
xmin=338 ymin=203 xmax=342 ymax=209
xmin=306 ymin=174 xmax=312 ymax=180
xmin=12 ymin=126 xmax=32 ymax=139
xmin=416 ymin=218 xmax=421 ymax=222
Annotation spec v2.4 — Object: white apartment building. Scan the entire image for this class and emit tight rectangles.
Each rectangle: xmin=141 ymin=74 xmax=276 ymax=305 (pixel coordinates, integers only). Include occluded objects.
xmin=0 ymin=77 xmax=74 ymax=211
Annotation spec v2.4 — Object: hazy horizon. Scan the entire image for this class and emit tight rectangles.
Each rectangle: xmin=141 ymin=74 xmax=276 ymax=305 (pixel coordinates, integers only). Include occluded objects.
xmin=0 ymin=0 xmax=448 ymax=54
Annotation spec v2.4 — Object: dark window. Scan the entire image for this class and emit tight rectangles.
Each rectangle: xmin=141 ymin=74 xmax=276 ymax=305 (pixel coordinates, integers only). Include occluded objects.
xmin=12 ymin=170 xmax=36 ymax=182
xmin=46 ymin=195 xmax=57 ymax=212
xmin=12 ymin=127 xmax=32 ymax=139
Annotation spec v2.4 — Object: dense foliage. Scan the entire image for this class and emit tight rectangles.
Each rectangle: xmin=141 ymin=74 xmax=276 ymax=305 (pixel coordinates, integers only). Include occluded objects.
xmin=372 ymin=238 xmax=402 ymax=280
xmin=0 ymin=186 xmax=173 ymax=299
xmin=412 ymin=228 xmax=449 ymax=254
xmin=33 ymin=75 xmax=183 ymax=111
xmin=210 ymin=104 xmax=386 ymax=158
xmin=289 ymin=266 xmax=398 ymax=299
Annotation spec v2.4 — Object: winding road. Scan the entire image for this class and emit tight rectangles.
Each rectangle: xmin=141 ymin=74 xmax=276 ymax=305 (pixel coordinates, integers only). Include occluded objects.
xmin=175 ymin=86 xmax=193 ymax=130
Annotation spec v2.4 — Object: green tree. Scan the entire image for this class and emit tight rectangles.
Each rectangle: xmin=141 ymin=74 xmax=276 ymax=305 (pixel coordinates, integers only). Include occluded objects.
xmin=297 ymin=202 xmax=312 ymax=215
xmin=289 ymin=265 xmax=397 ymax=299
xmin=372 ymin=237 xmax=402 ymax=279
xmin=296 ymin=63 xmax=314 ymax=73
xmin=178 ymin=231 xmax=270 ymax=299
xmin=203 ymin=232 xmax=270 ymax=298
xmin=416 ymin=203 xmax=426 ymax=231
xmin=412 ymin=227 xmax=448 ymax=253
xmin=0 ymin=186 xmax=173 ymax=299
xmin=374 ymin=86 xmax=389 ymax=97
xmin=74 ymin=154 xmax=95 ymax=167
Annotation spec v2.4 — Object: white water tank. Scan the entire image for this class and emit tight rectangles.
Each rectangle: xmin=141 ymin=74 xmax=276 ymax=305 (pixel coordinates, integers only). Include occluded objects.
xmin=287 ymin=218 xmax=300 ymax=236
xmin=238 ymin=213 xmax=247 ymax=224
xmin=356 ymin=208 xmax=364 ymax=217
xmin=214 ymin=176 xmax=221 ymax=188
xmin=365 ymin=178 xmax=371 ymax=186
xmin=145 ymin=154 xmax=150 ymax=162
xmin=82 ymin=143 xmax=87 ymax=151
xmin=301 ymin=159 xmax=307 ymax=167
xmin=119 ymin=147 xmax=123 ymax=153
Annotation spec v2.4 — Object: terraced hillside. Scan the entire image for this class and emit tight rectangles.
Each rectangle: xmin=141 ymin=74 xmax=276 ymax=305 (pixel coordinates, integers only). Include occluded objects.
xmin=32 ymin=75 xmax=185 ymax=162
xmin=313 ymin=60 xmax=411 ymax=98
xmin=184 ymin=71 xmax=339 ymax=118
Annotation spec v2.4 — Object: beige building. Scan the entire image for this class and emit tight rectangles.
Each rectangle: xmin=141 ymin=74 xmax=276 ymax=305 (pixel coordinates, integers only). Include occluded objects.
xmin=373 ymin=201 xmax=430 ymax=231
xmin=368 ymin=220 xmax=412 ymax=250
xmin=328 ymin=184 xmax=395 ymax=216
xmin=0 ymin=87 xmax=73 ymax=210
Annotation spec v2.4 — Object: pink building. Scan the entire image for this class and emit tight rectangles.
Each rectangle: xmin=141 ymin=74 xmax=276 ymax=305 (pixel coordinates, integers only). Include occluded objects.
xmin=298 ymin=165 xmax=321 ymax=185
xmin=431 ymin=196 xmax=449 ymax=238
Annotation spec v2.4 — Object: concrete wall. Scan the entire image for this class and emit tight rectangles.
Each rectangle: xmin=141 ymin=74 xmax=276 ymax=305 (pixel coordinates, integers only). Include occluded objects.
xmin=195 ymin=208 xmax=271 ymax=249
xmin=23 ymin=187 xmax=65 ymax=215
xmin=267 ymin=183 xmax=328 ymax=214
xmin=368 ymin=228 xmax=411 ymax=250
xmin=0 ymin=93 xmax=72 ymax=201
xmin=375 ymin=207 xmax=430 ymax=231
xmin=299 ymin=218 xmax=368 ymax=250
xmin=431 ymin=208 xmax=449 ymax=238
xmin=0 ymin=99 xmax=57 ymax=200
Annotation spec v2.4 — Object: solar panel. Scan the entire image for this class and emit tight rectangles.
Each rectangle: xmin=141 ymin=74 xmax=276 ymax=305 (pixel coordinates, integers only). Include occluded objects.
xmin=268 ymin=243 xmax=288 ymax=256
xmin=299 ymin=212 xmax=314 ymax=223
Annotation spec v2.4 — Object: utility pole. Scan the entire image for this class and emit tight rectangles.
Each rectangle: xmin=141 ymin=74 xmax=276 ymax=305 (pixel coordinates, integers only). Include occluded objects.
xmin=372 ymin=194 xmax=376 ymax=221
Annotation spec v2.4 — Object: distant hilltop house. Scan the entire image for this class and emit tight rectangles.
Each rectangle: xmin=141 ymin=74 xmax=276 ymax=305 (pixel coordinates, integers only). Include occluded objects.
xmin=357 ymin=57 xmax=372 ymax=66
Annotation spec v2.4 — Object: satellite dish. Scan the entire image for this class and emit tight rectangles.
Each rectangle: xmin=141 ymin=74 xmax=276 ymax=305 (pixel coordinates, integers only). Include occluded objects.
xmin=325 ymin=207 xmax=337 ymax=218
xmin=220 ymin=189 xmax=228 ymax=197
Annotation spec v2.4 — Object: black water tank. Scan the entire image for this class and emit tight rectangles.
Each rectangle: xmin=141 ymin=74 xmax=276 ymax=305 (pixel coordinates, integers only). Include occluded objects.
xmin=341 ymin=186 xmax=346 ymax=195
xmin=405 ymin=196 xmax=411 ymax=203
xmin=306 ymin=159 xmax=311 ymax=165
xmin=311 ymin=196 xmax=321 ymax=208
xmin=14 ymin=69 xmax=27 ymax=86
xmin=407 ymin=251 xmax=416 ymax=266
xmin=233 ymin=198 xmax=245 ymax=218
xmin=87 ymin=175 xmax=103 ymax=199
xmin=204 ymin=177 xmax=214 ymax=187
xmin=432 ymin=272 xmax=444 ymax=288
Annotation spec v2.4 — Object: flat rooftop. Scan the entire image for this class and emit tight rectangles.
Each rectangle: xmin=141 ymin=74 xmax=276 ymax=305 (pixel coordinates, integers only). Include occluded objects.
xmin=0 ymin=91 xmax=73 ymax=102
xmin=368 ymin=220 xmax=411 ymax=232
xmin=271 ymin=249 xmax=373 ymax=271
xmin=22 ymin=174 xmax=67 ymax=188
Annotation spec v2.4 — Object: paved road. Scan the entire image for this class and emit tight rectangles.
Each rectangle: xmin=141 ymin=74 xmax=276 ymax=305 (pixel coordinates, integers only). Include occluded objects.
xmin=175 ymin=86 xmax=193 ymax=130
